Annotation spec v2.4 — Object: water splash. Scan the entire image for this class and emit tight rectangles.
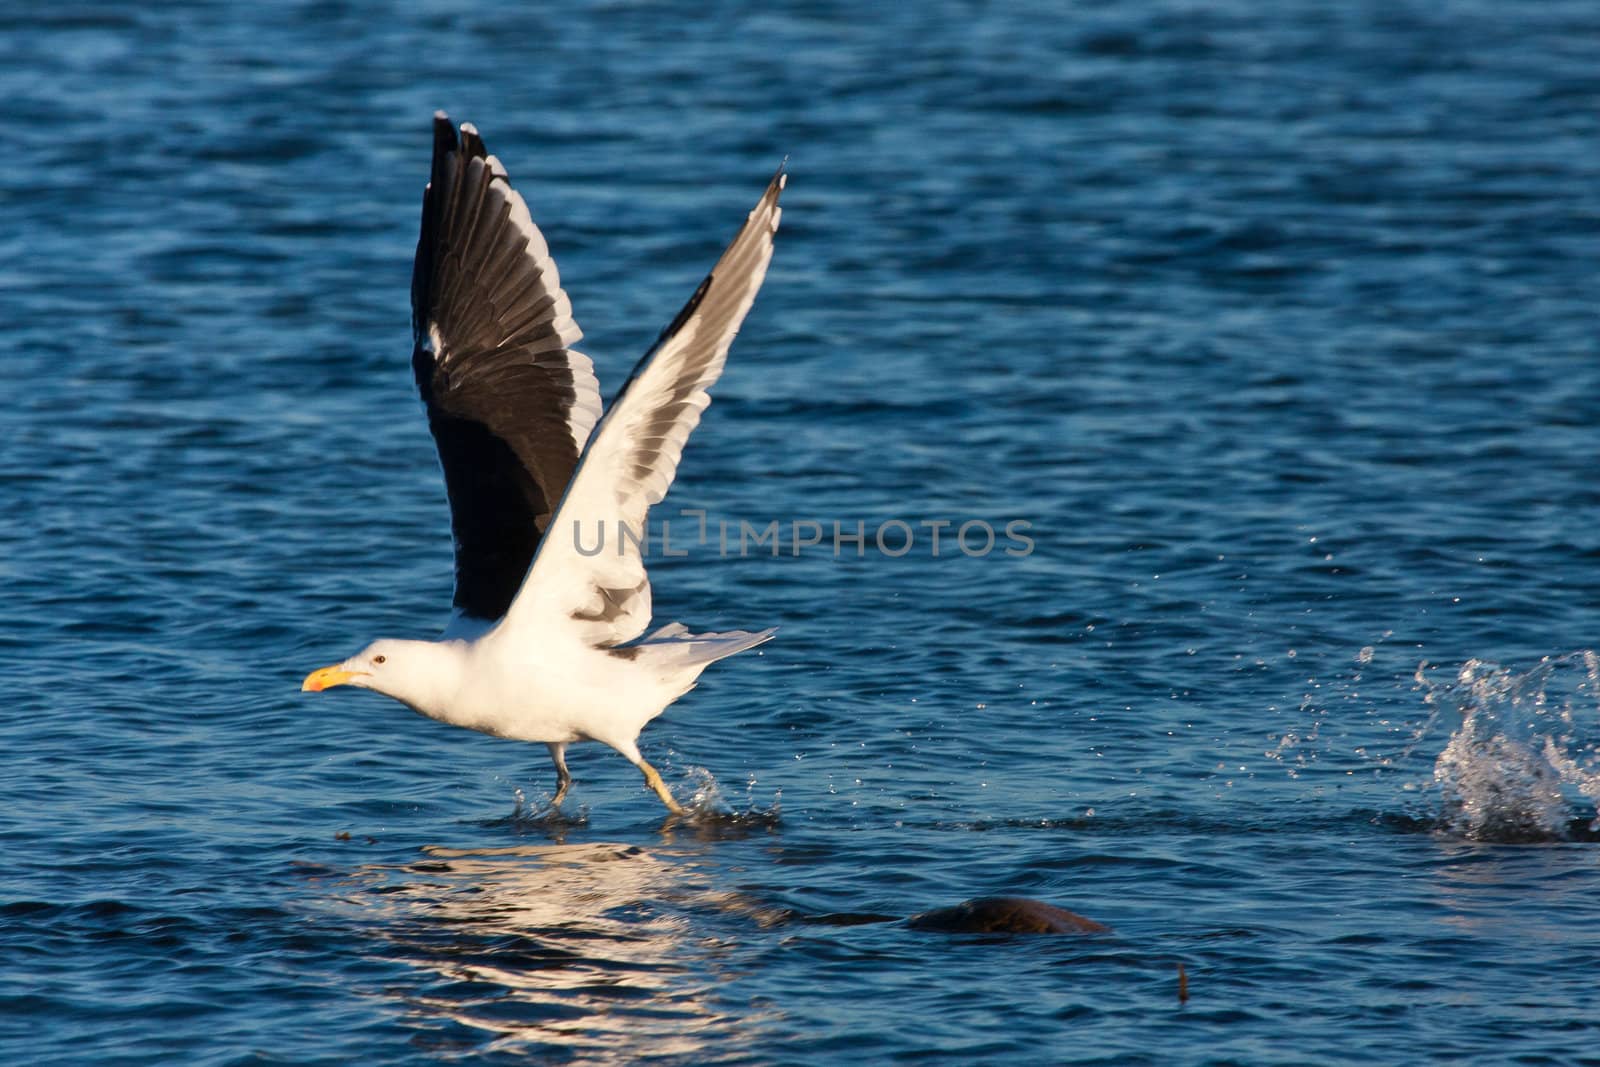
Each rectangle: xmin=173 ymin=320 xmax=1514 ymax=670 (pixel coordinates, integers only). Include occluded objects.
xmin=1422 ymin=652 xmax=1600 ymax=842
xmin=500 ymin=785 xmax=589 ymax=836
xmin=676 ymin=766 xmax=781 ymax=831
xmin=1263 ymin=629 xmax=1420 ymax=785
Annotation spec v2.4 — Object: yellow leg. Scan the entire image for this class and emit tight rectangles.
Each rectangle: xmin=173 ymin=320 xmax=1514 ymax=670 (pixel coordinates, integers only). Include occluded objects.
xmin=637 ymin=758 xmax=686 ymax=815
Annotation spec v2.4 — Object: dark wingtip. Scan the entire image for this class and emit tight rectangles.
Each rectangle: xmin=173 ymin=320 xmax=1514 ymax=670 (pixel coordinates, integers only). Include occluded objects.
xmin=416 ymin=112 xmax=460 ymax=337
xmin=431 ymin=112 xmax=457 ymax=149
xmin=459 ymin=122 xmax=487 ymax=160
xmin=430 ymin=112 xmax=458 ymax=182
xmin=427 ymin=112 xmax=488 ymax=166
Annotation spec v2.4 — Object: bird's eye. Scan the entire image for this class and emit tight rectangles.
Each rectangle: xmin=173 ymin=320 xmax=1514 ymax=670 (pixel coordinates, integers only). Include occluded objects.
xmin=374 ymin=655 xmax=387 ymax=665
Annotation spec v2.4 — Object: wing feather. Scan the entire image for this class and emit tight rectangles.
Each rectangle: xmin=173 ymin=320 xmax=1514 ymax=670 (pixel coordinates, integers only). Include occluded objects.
xmin=497 ymin=166 xmax=786 ymax=646
xmin=411 ymin=113 xmax=604 ymax=624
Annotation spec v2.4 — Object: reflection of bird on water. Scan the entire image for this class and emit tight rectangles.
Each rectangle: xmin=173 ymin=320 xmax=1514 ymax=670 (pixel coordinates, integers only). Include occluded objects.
xmin=302 ymin=114 xmax=784 ymax=814
xmin=344 ymin=842 xmax=779 ymax=1060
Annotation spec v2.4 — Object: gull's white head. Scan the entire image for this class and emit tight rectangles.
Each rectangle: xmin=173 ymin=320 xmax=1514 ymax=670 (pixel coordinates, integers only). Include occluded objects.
xmin=300 ymin=638 xmax=460 ymax=717
xmin=301 ymin=639 xmax=401 ymax=692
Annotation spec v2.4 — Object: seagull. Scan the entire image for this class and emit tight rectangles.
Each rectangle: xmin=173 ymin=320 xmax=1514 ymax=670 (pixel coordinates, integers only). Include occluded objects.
xmin=301 ymin=113 xmax=783 ymax=815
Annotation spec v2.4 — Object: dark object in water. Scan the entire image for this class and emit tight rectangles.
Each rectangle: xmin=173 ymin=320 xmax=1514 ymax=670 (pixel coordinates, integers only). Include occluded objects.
xmin=906 ymin=897 xmax=1109 ymax=935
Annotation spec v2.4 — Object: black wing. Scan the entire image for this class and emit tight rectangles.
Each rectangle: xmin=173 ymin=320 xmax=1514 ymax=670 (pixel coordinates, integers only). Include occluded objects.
xmin=411 ymin=113 xmax=603 ymax=625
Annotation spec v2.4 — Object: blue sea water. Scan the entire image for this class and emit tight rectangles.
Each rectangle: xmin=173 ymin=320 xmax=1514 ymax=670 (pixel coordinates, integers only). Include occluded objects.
xmin=3 ymin=1 xmax=1600 ymax=1062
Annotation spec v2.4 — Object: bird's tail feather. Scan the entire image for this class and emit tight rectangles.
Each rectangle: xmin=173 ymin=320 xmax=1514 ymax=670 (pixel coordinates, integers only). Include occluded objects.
xmin=639 ymin=623 xmax=777 ymax=668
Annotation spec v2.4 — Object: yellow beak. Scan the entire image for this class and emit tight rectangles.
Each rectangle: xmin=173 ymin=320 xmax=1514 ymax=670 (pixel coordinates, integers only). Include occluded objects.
xmin=302 ymin=665 xmax=362 ymax=692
